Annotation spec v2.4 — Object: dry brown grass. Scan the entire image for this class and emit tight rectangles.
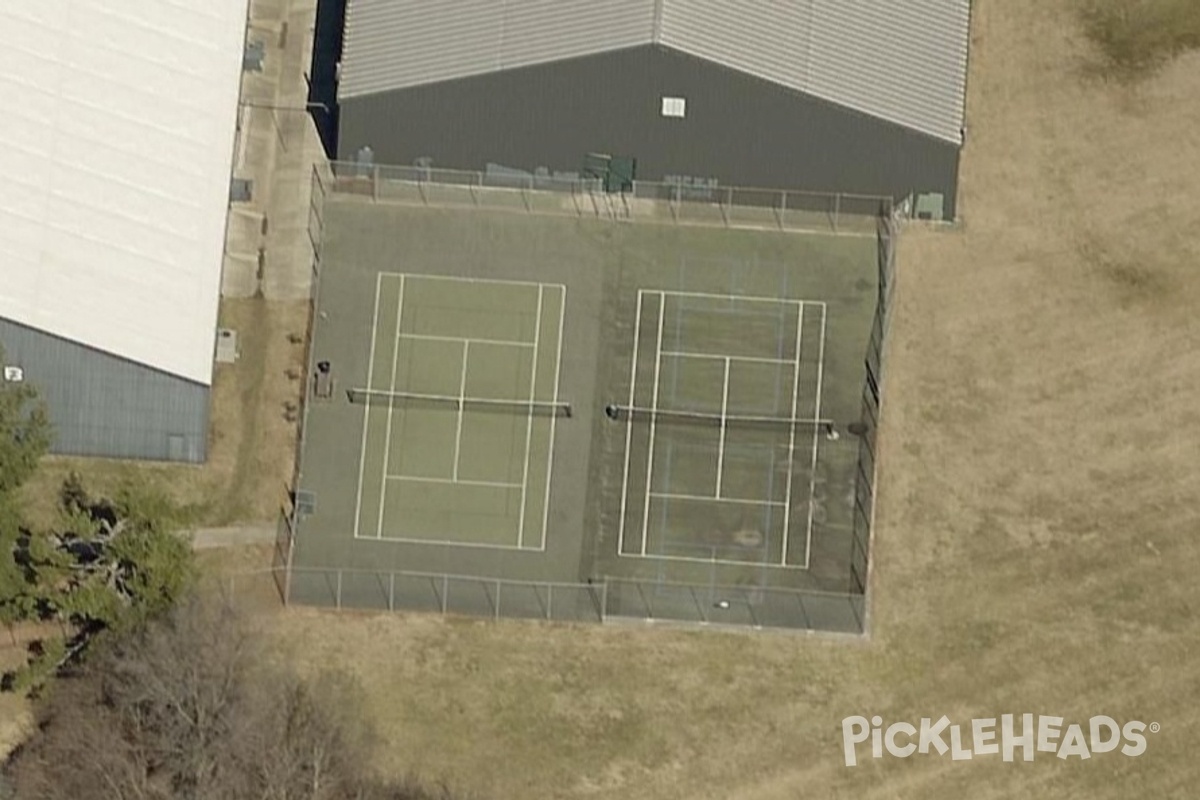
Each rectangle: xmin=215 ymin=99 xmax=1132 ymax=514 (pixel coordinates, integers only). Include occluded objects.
xmin=1079 ymin=0 xmax=1200 ymax=78
xmin=18 ymin=299 xmax=311 ymax=529
xmin=208 ymin=1 xmax=1200 ymax=796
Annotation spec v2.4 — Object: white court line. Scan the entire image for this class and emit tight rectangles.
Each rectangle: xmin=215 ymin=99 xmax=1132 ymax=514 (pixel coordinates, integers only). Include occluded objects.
xmin=366 ymin=533 xmax=535 ymax=550
xmin=648 ymin=490 xmax=787 ymax=508
xmin=639 ymin=291 xmax=667 ymax=557
xmin=381 ymin=272 xmax=554 ymax=289
xmin=659 ymin=350 xmax=796 ymax=366
xmin=616 ymin=551 xmax=808 ymax=569
xmin=398 ymin=332 xmax=535 ymax=348
xmin=715 ymin=356 xmax=731 ymax=497
xmin=351 ymin=272 xmax=385 ymax=539
xmin=451 ymin=340 xmax=469 ymax=481
xmin=656 ymin=289 xmax=806 ymax=307
xmin=375 ymin=275 xmax=406 ymax=539
xmin=780 ymin=303 xmax=805 ymax=565
xmin=616 ymin=291 xmax=646 ymax=556
xmin=517 ymin=286 xmax=544 ymax=548
xmin=539 ymin=285 xmax=567 ymax=551
xmin=385 ymin=475 xmax=522 ymax=489
xmin=803 ymin=304 xmax=828 ymax=570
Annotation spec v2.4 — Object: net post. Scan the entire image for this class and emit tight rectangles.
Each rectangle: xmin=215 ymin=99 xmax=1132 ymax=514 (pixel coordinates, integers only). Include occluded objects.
xmin=335 ymin=569 xmax=343 ymax=610
xmin=833 ymin=192 xmax=841 ymax=233
xmin=546 ymin=584 xmax=554 ymax=620
xmin=599 ymin=579 xmax=608 ymax=622
xmin=388 ymin=572 xmax=395 ymax=612
xmin=778 ymin=190 xmax=788 ymax=230
xmin=669 ymin=182 xmax=679 ymax=223
xmin=371 ymin=165 xmax=379 ymax=202
xmin=721 ymin=186 xmax=731 ymax=227
xmin=521 ymin=175 xmax=532 ymax=212
xmin=441 ymin=574 xmax=449 ymax=614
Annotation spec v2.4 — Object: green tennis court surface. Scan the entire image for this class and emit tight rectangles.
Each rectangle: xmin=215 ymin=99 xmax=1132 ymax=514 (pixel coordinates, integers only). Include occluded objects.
xmin=617 ymin=291 xmax=827 ymax=569
xmin=353 ymin=274 xmax=564 ymax=549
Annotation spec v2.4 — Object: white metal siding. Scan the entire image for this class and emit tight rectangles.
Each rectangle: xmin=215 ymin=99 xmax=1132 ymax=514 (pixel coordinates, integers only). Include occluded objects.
xmin=806 ymin=0 xmax=969 ymax=144
xmin=339 ymin=0 xmax=656 ymax=99
xmin=658 ymin=0 xmax=969 ymax=144
xmin=658 ymin=0 xmax=816 ymax=92
xmin=0 ymin=0 xmax=247 ymax=386
xmin=338 ymin=0 xmax=969 ymax=143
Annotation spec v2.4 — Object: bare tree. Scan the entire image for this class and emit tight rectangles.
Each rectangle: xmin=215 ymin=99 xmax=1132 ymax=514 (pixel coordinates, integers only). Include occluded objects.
xmin=3 ymin=596 xmax=464 ymax=800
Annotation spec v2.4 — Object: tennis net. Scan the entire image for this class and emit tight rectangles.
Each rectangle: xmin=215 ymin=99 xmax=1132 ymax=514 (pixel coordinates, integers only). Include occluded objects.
xmin=348 ymin=388 xmax=572 ymax=418
xmin=604 ymin=404 xmax=837 ymax=436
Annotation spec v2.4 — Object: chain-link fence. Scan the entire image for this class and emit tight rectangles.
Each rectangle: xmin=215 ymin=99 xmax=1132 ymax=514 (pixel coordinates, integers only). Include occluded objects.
xmin=846 ymin=213 xmax=898 ymax=599
xmin=281 ymin=567 xmax=605 ymax=623
xmin=289 ymin=168 xmax=900 ymax=634
xmin=317 ymin=160 xmax=891 ymax=235
xmin=602 ymin=578 xmax=865 ymax=633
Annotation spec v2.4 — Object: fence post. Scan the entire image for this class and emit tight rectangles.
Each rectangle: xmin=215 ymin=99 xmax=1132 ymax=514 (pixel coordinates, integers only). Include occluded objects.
xmin=669 ymin=183 xmax=679 ymax=224
xmin=441 ymin=574 xmax=449 ymax=615
xmin=636 ymin=582 xmax=651 ymax=618
xmin=720 ymin=186 xmax=731 ymax=227
xmin=335 ymin=569 xmax=343 ymax=610
xmin=796 ymin=593 xmax=811 ymax=630
xmin=833 ymin=193 xmax=841 ymax=233
xmin=521 ymin=176 xmax=532 ymax=212
xmin=689 ymin=587 xmax=706 ymax=623
xmin=599 ymin=580 xmax=608 ymax=622
xmin=388 ymin=573 xmax=395 ymax=612
xmin=546 ymin=584 xmax=554 ymax=620
xmin=371 ymin=165 xmax=379 ymax=202
xmin=849 ymin=594 xmax=864 ymax=633
xmin=778 ymin=190 xmax=787 ymax=231
xmin=494 ymin=580 xmax=502 ymax=619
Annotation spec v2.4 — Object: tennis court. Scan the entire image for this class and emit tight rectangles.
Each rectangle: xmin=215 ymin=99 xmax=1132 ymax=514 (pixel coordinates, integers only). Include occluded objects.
xmin=290 ymin=196 xmax=882 ymax=630
xmin=614 ymin=290 xmax=829 ymax=569
xmin=351 ymin=273 xmax=565 ymax=550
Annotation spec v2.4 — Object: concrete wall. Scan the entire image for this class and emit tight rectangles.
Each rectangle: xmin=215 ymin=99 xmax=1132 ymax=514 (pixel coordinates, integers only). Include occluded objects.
xmin=338 ymin=45 xmax=961 ymax=215
xmin=0 ymin=318 xmax=209 ymax=463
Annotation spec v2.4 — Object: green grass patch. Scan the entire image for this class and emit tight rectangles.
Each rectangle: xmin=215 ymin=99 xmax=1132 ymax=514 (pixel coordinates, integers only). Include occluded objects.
xmin=1080 ymin=0 xmax=1200 ymax=78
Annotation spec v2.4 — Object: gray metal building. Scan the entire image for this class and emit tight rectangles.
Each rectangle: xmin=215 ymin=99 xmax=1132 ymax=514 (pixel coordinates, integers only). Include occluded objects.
xmin=326 ymin=0 xmax=972 ymax=217
xmin=0 ymin=321 xmax=209 ymax=463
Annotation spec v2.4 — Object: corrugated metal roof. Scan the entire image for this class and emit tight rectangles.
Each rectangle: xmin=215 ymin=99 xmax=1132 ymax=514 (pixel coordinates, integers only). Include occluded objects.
xmin=340 ymin=0 xmax=656 ymax=99
xmin=660 ymin=0 xmax=970 ymax=144
xmin=0 ymin=0 xmax=247 ymax=386
xmin=338 ymin=0 xmax=969 ymax=144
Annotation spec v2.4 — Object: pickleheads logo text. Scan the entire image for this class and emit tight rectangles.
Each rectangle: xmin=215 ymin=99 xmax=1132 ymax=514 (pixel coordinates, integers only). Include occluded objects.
xmin=841 ymin=715 xmax=1159 ymax=766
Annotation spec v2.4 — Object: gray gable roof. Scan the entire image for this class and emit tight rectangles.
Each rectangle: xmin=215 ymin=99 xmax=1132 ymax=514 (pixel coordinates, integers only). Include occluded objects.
xmin=339 ymin=0 xmax=970 ymax=144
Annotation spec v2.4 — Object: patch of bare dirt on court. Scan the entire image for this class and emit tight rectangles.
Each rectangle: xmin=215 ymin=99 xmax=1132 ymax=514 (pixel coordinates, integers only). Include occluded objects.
xmin=19 ymin=299 xmax=312 ymax=529
xmin=262 ymin=2 xmax=1200 ymax=797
